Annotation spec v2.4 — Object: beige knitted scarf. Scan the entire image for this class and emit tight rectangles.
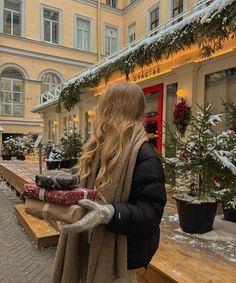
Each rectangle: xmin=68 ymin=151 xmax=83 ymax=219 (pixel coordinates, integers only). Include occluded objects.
xmin=51 ymin=121 xmax=147 ymax=283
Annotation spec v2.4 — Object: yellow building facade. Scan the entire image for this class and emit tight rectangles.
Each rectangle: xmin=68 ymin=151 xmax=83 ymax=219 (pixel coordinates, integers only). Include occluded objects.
xmin=11 ymin=0 xmax=235 ymax=151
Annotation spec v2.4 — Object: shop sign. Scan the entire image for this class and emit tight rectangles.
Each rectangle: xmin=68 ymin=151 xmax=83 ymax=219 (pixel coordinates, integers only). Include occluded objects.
xmin=133 ymin=66 xmax=160 ymax=82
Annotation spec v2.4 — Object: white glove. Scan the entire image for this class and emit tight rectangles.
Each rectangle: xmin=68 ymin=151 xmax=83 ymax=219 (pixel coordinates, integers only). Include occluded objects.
xmin=61 ymin=199 xmax=115 ymax=234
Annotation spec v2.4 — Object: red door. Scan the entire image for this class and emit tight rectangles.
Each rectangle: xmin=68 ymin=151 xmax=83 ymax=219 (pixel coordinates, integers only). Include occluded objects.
xmin=143 ymin=84 xmax=163 ymax=153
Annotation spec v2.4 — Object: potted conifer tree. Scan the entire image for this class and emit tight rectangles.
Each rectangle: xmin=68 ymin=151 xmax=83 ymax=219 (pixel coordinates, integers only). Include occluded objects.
xmin=213 ymin=100 xmax=236 ymax=222
xmin=60 ymin=132 xmax=83 ymax=169
xmin=1 ymin=137 xmax=17 ymax=160
xmin=44 ymin=141 xmax=62 ymax=170
xmin=164 ymin=105 xmax=226 ymax=234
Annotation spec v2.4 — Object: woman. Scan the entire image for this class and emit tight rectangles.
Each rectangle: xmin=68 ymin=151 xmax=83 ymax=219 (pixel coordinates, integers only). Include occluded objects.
xmin=52 ymin=82 xmax=166 ymax=283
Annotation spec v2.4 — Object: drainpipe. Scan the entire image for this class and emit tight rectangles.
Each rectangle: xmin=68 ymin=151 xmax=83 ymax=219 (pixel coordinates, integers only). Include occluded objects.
xmin=97 ymin=0 xmax=101 ymax=60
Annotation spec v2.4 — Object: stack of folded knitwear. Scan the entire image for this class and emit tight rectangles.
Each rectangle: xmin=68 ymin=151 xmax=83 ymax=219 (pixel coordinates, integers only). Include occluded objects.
xmin=23 ymin=174 xmax=96 ymax=224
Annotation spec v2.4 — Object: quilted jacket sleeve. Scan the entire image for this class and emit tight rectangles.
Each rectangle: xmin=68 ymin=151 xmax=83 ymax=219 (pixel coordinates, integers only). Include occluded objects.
xmin=106 ymin=143 xmax=166 ymax=237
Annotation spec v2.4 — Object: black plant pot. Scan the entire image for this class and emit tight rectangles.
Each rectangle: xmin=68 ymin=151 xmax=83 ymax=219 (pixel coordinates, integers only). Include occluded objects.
xmin=70 ymin=159 xmax=78 ymax=168
xmin=60 ymin=159 xmax=78 ymax=169
xmin=223 ymin=207 xmax=236 ymax=223
xmin=1 ymin=155 xmax=12 ymax=160
xmin=46 ymin=160 xmax=61 ymax=170
xmin=60 ymin=159 xmax=71 ymax=169
xmin=17 ymin=155 xmax=25 ymax=160
xmin=175 ymin=198 xmax=217 ymax=234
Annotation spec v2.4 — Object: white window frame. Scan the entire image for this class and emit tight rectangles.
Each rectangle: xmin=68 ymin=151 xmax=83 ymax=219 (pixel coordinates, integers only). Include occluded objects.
xmin=40 ymin=72 xmax=62 ymax=96
xmin=128 ymin=22 xmax=136 ymax=43
xmin=104 ymin=23 xmax=120 ymax=56
xmin=106 ymin=0 xmax=117 ymax=8
xmin=0 ymin=76 xmax=24 ymax=116
xmin=41 ymin=4 xmax=62 ymax=45
xmin=147 ymin=3 xmax=160 ymax=32
xmin=0 ymin=0 xmax=25 ymax=36
xmin=74 ymin=14 xmax=93 ymax=52
xmin=169 ymin=0 xmax=186 ymax=20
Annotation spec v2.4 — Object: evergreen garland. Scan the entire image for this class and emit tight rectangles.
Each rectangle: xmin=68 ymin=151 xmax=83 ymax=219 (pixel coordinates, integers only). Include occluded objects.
xmin=60 ymin=1 xmax=236 ymax=111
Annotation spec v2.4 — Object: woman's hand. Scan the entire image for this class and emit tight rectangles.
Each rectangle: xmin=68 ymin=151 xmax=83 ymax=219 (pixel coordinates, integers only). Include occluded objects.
xmin=61 ymin=199 xmax=115 ymax=234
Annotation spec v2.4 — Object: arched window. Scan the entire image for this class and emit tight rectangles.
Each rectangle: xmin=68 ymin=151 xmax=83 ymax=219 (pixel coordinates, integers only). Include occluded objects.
xmin=41 ymin=72 xmax=61 ymax=94
xmin=0 ymin=68 xmax=24 ymax=116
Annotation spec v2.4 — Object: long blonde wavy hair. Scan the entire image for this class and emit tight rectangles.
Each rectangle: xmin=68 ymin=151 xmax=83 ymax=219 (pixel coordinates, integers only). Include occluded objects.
xmin=79 ymin=82 xmax=145 ymax=195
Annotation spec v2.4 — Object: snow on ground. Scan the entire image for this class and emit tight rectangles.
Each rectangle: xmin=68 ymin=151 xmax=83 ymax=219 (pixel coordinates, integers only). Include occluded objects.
xmin=162 ymin=211 xmax=236 ymax=263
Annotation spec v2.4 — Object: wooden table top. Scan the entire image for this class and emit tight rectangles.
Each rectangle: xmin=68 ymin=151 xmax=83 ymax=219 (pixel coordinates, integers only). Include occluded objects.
xmin=152 ymin=198 xmax=236 ymax=283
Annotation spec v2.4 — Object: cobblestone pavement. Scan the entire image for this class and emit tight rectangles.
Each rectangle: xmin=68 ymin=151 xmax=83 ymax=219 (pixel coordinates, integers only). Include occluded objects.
xmin=0 ymin=179 xmax=56 ymax=283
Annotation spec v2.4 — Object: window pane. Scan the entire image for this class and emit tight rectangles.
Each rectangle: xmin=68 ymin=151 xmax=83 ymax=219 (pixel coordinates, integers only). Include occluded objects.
xmin=150 ymin=7 xmax=159 ymax=30
xmin=1 ymin=104 xmax=11 ymax=115
xmin=41 ymin=73 xmax=60 ymax=84
xmin=105 ymin=36 xmax=110 ymax=55
xmin=4 ymin=0 xmax=21 ymax=12
xmin=111 ymin=38 xmax=117 ymax=53
xmin=13 ymin=104 xmax=24 ymax=116
xmin=0 ymin=91 xmax=11 ymax=103
xmin=77 ymin=18 xmax=90 ymax=50
xmin=13 ymin=92 xmax=23 ymax=103
xmin=52 ymin=21 xmax=58 ymax=43
xmin=84 ymin=30 xmax=90 ymax=51
xmin=52 ymin=74 xmax=60 ymax=84
xmin=1 ymin=68 xmax=23 ymax=80
xmin=41 ymin=83 xmax=49 ymax=93
xmin=77 ymin=30 xmax=83 ymax=49
xmin=13 ymin=80 xmax=23 ymax=92
xmin=105 ymin=27 xmax=112 ymax=37
xmin=44 ymin=20 xmax=50 ymax=41
xmin=3 ymin=10 xmax=11 ymax=34
xmin=173 ymin=0 xmax=183 ymax=16
xmin=205 ymin=67 xmax=236 ymax=132
xmin=63 ymin=117 xmax=67 ymax=133
xmin=44 ymin=9 xmax=59 ymax=21
xmin=78 ymin=18 xmax=89 ymax=30
xmin=13 ymin=12 xmax=21 ymax=35
xmin=0 ymin=78 xmax=11 ymax=91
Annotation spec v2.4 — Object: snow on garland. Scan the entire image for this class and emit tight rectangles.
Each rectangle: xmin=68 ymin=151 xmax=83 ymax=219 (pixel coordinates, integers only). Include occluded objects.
xmin=60 ymin=0 xmax=236 ymax=111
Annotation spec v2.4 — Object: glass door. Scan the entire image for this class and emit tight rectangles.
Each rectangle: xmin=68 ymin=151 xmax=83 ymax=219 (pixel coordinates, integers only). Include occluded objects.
xmin=143 ymin=84 xmax=163 ymax=153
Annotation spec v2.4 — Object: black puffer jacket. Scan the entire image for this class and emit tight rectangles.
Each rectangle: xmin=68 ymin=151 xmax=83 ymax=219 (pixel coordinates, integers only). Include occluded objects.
xmin=106 ymin=141 xmax=166 ymax=269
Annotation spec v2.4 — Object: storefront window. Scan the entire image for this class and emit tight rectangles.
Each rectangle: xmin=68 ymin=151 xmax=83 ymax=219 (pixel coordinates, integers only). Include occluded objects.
xmin=85 ymin=112 xmax=92 ymax=140
xmin=85 ymin=110 xmax=95 ymax=140
xmin=62 ymin=115 xmax=79 ymax=135
xmin=48 ymin=120 xmax=52 ymax=141
xmin=143 ymin=84 xmax=163 ymax=152
xmin=205 ymin=67 xmax=236 ymax=132
xmin=166 ymin=83 xmax=177 ymax=132
xmin=165 ymin=83 xmax=178 ymax=157
xmin=144 ymin=92 xmax=158 ymax=148
xmin=63 ymin=117 xmax=67 ymax=133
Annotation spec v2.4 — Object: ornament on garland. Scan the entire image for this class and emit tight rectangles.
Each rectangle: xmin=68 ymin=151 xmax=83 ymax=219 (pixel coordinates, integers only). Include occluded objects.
xmin=173 ymin=96 xmax=191 ymax=137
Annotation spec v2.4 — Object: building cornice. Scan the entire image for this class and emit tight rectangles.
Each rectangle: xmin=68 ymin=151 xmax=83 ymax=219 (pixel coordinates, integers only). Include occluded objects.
xmin=74 ymin=0 xmax=122 ymax=15
xmin=0 ymin=33 xmax=98 ymax=57
xmin=0 ymin=45 xmax=93 ymax=67
xmin=32 ymin=99 xmax=58 ymax=113
xmin=0 ymin=120 xmax=41 ymax=126
xmin=123 ymin=0 xmax=143 ymax=15
xmin=100 ymin=3 xmax=122 ymax=15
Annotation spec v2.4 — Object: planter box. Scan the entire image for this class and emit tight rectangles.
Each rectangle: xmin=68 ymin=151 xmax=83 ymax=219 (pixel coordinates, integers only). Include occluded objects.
xmin=223 ymin=207 xmax=236 ymax=223
xmin=46 ymin=160 xmax=61 ymax=170
xmin=17 ymin=155 xmax=25 ymax=160
xmin=1 ymin=155 xmax=12 ymax=160
xmin=175 ymin=197 xmax=217 ymax=234
xmin=60 ymin=159 xmax=78 ymax=169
